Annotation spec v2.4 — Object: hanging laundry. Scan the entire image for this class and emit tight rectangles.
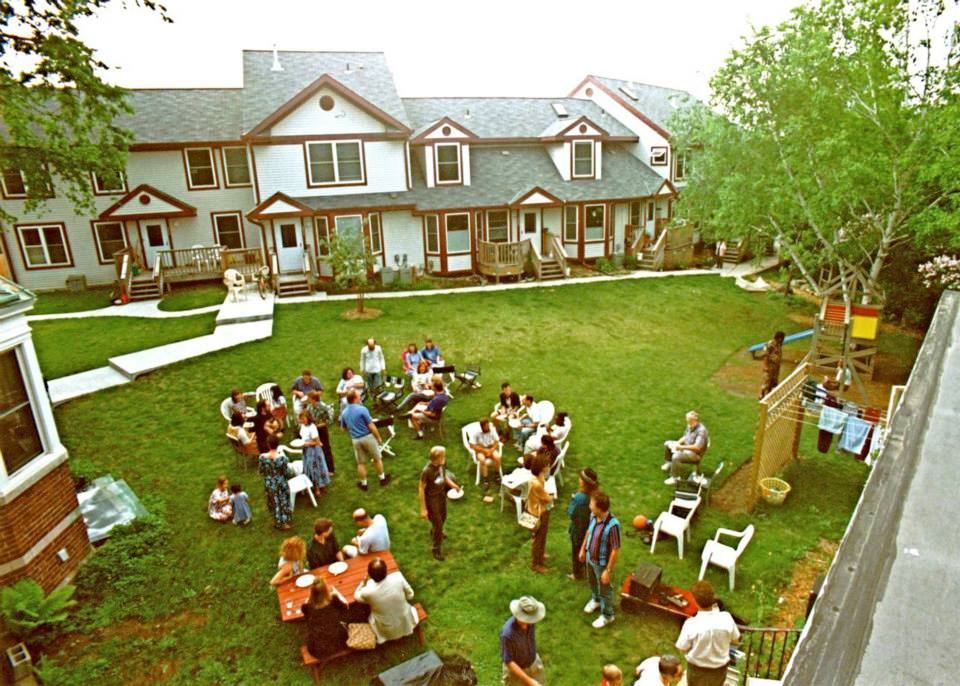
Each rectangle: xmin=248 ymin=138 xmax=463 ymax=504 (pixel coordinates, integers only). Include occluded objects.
xmin=858 ymin=408 xmax=882 ymax=461
xmin=817 ymin=395 xmax=842 ymax=453
xmin=838 ymin=415 xmax=872 ymax=454
xmin=818 ymin=406 xmax=848 ymax=434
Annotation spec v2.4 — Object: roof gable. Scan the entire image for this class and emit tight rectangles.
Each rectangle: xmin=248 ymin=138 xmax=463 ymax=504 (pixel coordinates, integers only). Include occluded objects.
xmin=247 ymin=192 xmax=314 ymax=221
xmin=411 ymin=117 xmax=478 ymax=142
xmin=509 ymin=186 xmax=563 ymax=207
xmin=570 ymin=75 xmax=699 ymax=139
xmin=541 ymin=115 xmax=608 ymax=139
xmin=99 ymin=184 xmax=196 ymax=220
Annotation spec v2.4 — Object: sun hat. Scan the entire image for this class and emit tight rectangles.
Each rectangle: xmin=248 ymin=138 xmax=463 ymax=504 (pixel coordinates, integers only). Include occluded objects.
xmin=580 ymin=467 xmax=598 ymax=486
xmin=509 ymin=595 xmax=546 ymax=624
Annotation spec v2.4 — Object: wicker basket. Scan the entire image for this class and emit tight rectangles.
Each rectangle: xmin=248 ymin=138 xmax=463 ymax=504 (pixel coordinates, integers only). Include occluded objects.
xmin=759 ymin=477 xmax=791 ymax=506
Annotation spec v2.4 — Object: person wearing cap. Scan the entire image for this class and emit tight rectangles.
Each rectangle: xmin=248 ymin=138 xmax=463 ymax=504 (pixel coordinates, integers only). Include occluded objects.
xmin=632 ymin=654 xmax=684 ymax=686
xmin=676 ymin=581 xmax=740 ymax=686
xmin=500 ymin=595 xmax=546 ymax=686
xmin=566 ymin=467 xmax=599 ymax=581
xmin=579 ymin=491 xmax=621 ymax=629
xmin=418 ymin=446 xmax=461 ymax=562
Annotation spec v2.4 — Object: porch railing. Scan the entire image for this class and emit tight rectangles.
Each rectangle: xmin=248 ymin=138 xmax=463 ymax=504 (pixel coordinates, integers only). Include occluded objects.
xmin=477 ymin=239 xmax=530 ymax=280
xmin=730 ymin=626 xmax=802 ymax=684
xmin=646 ymin=227 xmax=668 ymax=271
xmin=545 ymin=233 xmax=567 ymax=276
xmin=113 ymin=247 xmax=136 ymax=299
xmin=155 ymin=246 xmax=265 ymax=283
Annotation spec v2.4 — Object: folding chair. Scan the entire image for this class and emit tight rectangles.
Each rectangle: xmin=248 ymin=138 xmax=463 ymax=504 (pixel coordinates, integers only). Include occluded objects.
xmin=374 ymin=375 xmax=404 ymax=413
xmin=412 ymin=403 xmax=447 ymax=439
xmin=680 ymin=461 xmax=725 ymax=506
xmin=373 ymin=417 xmax=397 ymax=457
xmin=453 ymin=364 xmax=482 ymax=392
xmin=431 ymin=365 xmax=456 ymax=396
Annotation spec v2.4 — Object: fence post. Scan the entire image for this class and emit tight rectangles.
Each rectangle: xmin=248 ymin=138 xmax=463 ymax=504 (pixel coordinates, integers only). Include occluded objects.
xmin=748 ymin=401 xmax=768 ymax=512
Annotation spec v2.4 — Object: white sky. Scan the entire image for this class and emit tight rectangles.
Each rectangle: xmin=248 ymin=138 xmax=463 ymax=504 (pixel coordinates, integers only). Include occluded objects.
xmin=75 ymin=0 xmax=804 ymax=101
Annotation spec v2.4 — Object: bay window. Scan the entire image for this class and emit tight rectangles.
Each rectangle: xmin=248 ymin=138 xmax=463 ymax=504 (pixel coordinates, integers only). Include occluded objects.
xmin=584 ymin=205 xmax=605 ymax=241
xmin=425 ymin=216 xmax=440 ymax=254
xmin=369 ymin=213 xmax=383 ymax=255
xmin=445 ymin=213 xmax=470 ymax=253
xmin=314 ymin=217 xmax=330 ymax=256
xmin=564 ymin=206 xmax=578 ymax=241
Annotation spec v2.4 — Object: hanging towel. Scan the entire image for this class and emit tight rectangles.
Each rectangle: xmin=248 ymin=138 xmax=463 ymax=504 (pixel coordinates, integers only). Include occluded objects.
xmin=841 ymin=401 xmax=860 ymax=416
xmin=838 ymin=416 xmax=872 ymax=454
xmin=818 ymin=406 xmax=848 ymax=435
xmin=858 ymin=408 xmax=882 ymax=461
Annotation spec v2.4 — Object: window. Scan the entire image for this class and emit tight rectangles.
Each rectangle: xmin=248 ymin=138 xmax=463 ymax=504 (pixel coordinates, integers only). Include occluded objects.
xmin=334 ymin=215 xmax=364 ymax=254
xmin=184 ymin=147 xmax=218 ymax=189
xmin=572 ymin=141 xmax=594 ymax=178
xmin=584 ymin=205 xmax=605 ymax=241
xmin=487 ymin=210 xmax=509 ymax=243
xmin=674 ymin=153 xmax=687 ymax=181
xmin=446 ymin=214 xmax=470 ymax=253
xmin=92 ymin=169 xmax=126 ymax=194
xmin=564 ymin=206 xmax=578 ymax=241
xmin=647 ymin=202 xmax=655 ymax=221
xmin=91 ymin=220 xmax=127 ymax=263
xmin=0 ymin=349 xmax=44 ymax=477
xmin=630 ymin=201 xmax=642 ymax=227
xmin=279 ymin=223 xmax=298 ymax=248
xmin=305 ymin=141 xmax=365 ymax=186
xmin=435 ymin=144 xmax=461 ymax=184
xmin=315 ymin=216 xmax=330 ymax=256
xmin=523 ymin=212 xmax=537 ymax=235
xmin=425 ymin=216 xmax=440 ymax=253
xmin=369 ymin=213 xmax=383 ymax=254
xmin=222 ymin=147 xmax=252 ymax=186
xmin=213 ymin=212 xmax=245 ymax=249
xmin=15 ymin=223 xmax=72 ymax=268
xmin=1 ymin=169 xmax=26 ymax=198
xmin=650 ymin=146 xmax=668 ymax=167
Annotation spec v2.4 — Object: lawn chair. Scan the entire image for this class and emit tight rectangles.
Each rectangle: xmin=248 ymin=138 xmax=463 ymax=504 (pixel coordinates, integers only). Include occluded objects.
xmin=650 ymin=491 xmax=702 ymax=559
xmin=288 ymin=474 xmax=317 ymax=512
xmin=223 ymin=268 xmax=247 ymax=303
xmin=432 ymin=365 xmax=456 ymax=397
xmin=680 ymin=461 xmax=725 ymax=506
xmin=373 ymin=417 xmax=397 ymax=457
xmin=551 ymin=418 xmax=572 ymax=449
xmin=500 ymin=474 xmax=530 ymax=525
xmin=699 ymin=524 xmax=755 ymax=590
xmin=548 ymin=442 xmax=569 ymax=490
xmin=536 ymin=400 xmax=555 ymax=425
xmin=226 ymin=433 xmax=255 ymax=470
xmin=453 ymin=364 xmax=482 ymax=392
xmin=220 ymin=397 xmax=235 ymax=422
xmin=462 ymin=421 xmax=502 ymax=485
xmin=413 ymin=403 xmax=447 ymax=439
xmin=374 ymin=375 xmax=404 ymax=413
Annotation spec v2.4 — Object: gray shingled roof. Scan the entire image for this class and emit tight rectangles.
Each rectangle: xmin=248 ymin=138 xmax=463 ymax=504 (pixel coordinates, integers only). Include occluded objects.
xmin=119 ymin=89 xmax=243 ymax=143
xmin=241 ymin=51 xmax=409 ymax=133
xmin=402 ymin=98 xmax=636 ymax=139
xmin=588 ymin=76 xmax=699 ymax=134
xmin=297 ymin=144 xmax=665 ymax=212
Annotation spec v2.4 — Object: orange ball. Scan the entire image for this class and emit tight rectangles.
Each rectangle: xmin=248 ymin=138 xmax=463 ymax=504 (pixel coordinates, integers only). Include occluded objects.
xmin=633 ymin=515 xmax=648 ymax=530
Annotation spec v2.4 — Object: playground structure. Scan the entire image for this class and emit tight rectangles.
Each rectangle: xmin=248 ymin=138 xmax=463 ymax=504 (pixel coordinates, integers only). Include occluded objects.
xmin=805 ymin=295 xmax=880 ymax=402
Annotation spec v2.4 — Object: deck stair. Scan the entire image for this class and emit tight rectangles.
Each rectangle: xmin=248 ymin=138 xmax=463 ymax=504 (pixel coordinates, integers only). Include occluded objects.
xmin=277 ymin=273 xmax=311 ymax=298
xmin=129 ymin=275 xmax=162 ymax=301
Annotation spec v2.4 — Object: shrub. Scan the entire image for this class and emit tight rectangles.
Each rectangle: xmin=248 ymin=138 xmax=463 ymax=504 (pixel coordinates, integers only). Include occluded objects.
xmin=0 ymin=578 xmax=76 ymax=639
xmin=622 ymin=253 xmax=639 ymax=270
xmin=74 ymin=515 xmax=170 ymax=595
xmin=594 ymin=257 xmax=616 ymax=274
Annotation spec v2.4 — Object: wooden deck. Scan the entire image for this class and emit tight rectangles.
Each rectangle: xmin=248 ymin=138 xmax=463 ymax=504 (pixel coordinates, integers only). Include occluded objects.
xmin=477 ymin=239 xmax=530 ymax=280
xmin=158 ymin=246 xmax=265 ymax=283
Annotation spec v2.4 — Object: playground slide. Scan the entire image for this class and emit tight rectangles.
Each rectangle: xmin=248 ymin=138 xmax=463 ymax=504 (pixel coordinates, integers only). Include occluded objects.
xmin=747 ymin=329 xmax=814 ymax=354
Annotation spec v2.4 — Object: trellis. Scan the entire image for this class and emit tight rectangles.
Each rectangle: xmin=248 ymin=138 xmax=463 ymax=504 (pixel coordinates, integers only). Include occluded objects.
xmin=747 ymin=362 xmax=810 ymax=511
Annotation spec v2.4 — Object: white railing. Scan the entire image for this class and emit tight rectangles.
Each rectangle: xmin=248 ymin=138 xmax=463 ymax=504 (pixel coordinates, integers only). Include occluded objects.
xmin=546 ymin=233 xmax=568 ymax=276
xmin=271 ymin=253 xmax=280 ymax=292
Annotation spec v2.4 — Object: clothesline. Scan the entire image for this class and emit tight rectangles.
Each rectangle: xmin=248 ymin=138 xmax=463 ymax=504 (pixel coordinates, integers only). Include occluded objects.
xmin=770 ymin=409 xmax=887 ymax=432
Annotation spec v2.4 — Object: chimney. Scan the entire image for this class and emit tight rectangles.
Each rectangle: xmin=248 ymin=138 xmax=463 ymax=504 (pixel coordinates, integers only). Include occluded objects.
xmin=271 ymin=44 xmax=283 ymax=72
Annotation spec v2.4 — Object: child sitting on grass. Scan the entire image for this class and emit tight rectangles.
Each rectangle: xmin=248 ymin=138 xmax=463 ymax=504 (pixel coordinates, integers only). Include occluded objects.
xmin=231 ymin=483 xmax=252 ymax=526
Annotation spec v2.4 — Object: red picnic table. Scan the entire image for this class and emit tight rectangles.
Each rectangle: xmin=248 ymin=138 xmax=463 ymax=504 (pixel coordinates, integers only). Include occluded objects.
xmin=276 ymin=551 xmax=399 ymax=622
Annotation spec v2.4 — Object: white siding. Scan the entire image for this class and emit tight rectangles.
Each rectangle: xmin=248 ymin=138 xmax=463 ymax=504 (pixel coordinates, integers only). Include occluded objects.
xmin=548 ymin=143 xmax=571 ymax=180
xmin=254 ymin=140 xmax=407 ymax=198
xmin=595 ymin=141 xmax=603 ymax=180
xmin=584 ymin=242 xmax=605 ymax=259
xmin=447 ymin=254 xmax=471 ymax=272
xmin=543 ymin=208 xmax=562 ymax=237
xmin=613 ymin=203 xmax=628 ymax=252
xmin=461 ymin=145 xmax=471 ymax=186
xmin=268 ymin=86 xmax=389 ymax=136
xmin=423 ymin=144 xmax=436 ymax=187
xmin=381 ymin=211 xmax=424 ymax=270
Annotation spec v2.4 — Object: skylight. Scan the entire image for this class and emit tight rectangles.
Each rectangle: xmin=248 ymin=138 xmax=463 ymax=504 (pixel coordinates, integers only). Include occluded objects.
xmin=551 ymin=103 xmax=569 ymax=118
xmin=619 ymin=86 xmax=639 ymax=101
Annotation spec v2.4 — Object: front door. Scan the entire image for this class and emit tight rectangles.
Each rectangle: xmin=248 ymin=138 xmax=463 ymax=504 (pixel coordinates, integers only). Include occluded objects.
xmin=139 ymin=220 xmax=169 ymax=268
xmin=274 ymin=221 xmax=303 ymax=273
xmin=521 ymin=210 xmax=539 ymax=247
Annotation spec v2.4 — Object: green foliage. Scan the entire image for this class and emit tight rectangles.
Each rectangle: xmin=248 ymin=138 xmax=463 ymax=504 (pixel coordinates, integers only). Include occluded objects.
xmin=622 ymin=252 xmax=639 ymax=270
xmin=157 ymin=284 xmax=225 ymax=312
xmin=0 ymin=578 xmax=76 ymax=639
xmin=74 ymin=515 xmax=170 ymax=595
xmin=321 ymin=230 xmax=377 ymax=312
xmin=594 ymin=257 xmax=616 ymax=274
xmin=0 ymin=0 xmax=170 ymax=223
xmin=33 ymin=655 xmax=112 ymax=686
xmin=880 ymin=247 xmax=939 ymax=329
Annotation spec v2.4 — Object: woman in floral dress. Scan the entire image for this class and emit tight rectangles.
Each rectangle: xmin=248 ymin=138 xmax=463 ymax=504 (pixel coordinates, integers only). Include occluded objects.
xmin=299 ymin=411 xmax=330 ymax=498
xmin=258 ymin=435 xmax=293 ymax=530
xmin=207 ymin=475 xmax=233 ymax=522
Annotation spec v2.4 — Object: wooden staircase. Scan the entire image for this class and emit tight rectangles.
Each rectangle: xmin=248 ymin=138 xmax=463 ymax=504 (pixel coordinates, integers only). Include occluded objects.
xmin=539 ymin=256 xmax=564 ymax=281
xmin=276 ymin=273 xmax=310 ymax=298
xmin=129 ymin=275 xmax=162 ymax=301
xmin=723 ymin=238 xmax=748 ymax=265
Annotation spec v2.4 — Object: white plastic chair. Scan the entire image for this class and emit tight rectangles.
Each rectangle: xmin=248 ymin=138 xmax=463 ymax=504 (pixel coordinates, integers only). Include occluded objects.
xmin=551 ymin=419 xmax=572 ymax=448
xmin=256 ymin=382 xmax=274 ymax=407
xmin=699 ymin=524 xmax=755 ymax=590
xmin=650 ymin=493 xmax=702 ymax=559
xmin=462 ymin=421 xmax=502 ymax=485
xmin=549 ymin=442 xmax=569 ymax=490
xmin=536 ymin=400 xmax=555 ymax=425
xmin=220 ymin=397 xmax=234 ymax=422
xmin=500 ymin=477 xmax=530 ymax=525
xmin=223 ymin=268 xmax=246 ymax=302
xmin=287 ymin=473 xmax=317 ymax=512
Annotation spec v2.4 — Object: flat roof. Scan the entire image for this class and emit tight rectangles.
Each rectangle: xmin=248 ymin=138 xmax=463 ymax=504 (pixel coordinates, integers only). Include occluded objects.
xmin=783 ymin=290 xmax=960 ymax=684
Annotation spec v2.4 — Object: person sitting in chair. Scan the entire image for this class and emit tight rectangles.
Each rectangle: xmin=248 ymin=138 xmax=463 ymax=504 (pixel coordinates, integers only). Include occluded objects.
xmin=353 ymin=558 xmax=418 ymax=644
xmin=227 ymin=412 xmax=259 ymax=455
xmin=470 ymin=417 xmax=502 ymax=491
xmin=662 ymin=411 xmax=709 ymax=486
xmin=420 ymin=338 xmax=443 ymax=366
xmin=394 ymin=359 xmax=434 ymax=413
xmin=336 ymin=367 xmax=365 ymax=413
xmin=513 ymin=395 xmax=542 ymax=449
xmin=228 ymin=388 xmax=252 ymax=417
xmin=493 ymin=382 xmax=522 ymax=441
xmin=409 ymin=378 xmax=449 ymax=440
xmin=291 ymin=369 xmax=323 ymax=415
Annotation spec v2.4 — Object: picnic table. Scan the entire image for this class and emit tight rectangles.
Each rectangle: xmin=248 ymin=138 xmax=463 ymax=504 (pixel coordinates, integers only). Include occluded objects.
xmin=276 ymin=551 xmax=399 ymax=622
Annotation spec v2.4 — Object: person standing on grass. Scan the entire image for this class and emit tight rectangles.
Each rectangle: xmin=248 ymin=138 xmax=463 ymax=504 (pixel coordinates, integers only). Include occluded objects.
xmin=339 ymin=390 xmax=391 ymax=491
xmin=526 ymin=453 xmax=554 ymax=574
xmin=600 ymin=664 xmax=622 ymax=686
xmin=580 ymin=490 xmax=621 ymax=629
xmin=258 ymin=435 xmax=294 ymax=530
xmin=500 ymin=595 xmax=547 ymax=686
xmin=758 ymin=331 xmax=785 ymax=399
xmin=418 ymin=446 xmax=462 ymax=561
xmin=566 ymin=467 xmax=598 ymax=581
xmin=298 ymin=411 xmax=330 ymax=498
xmin=676 ymin=581 xmax=740 ymax=686
xmin=360 ymin=338 xmax=386 ymax=390
xmin=305 ymin=390 xmax=336 ymax=475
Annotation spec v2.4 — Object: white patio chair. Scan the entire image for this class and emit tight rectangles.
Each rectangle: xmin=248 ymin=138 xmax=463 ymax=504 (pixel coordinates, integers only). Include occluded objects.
xmin=255 ymin=382 xmax=274 ymax=407
xmin=288 ymin=460 xmax=304 ymax=476
xmin=699 ymin=524 xmax=755 ymax=591
xmin=219 ymin=397 xmax=234 ymax=422
xmin=552 ymin=418 xmax=572 ymax=448
xmin=537 ymin=400 xmax=555 ymax=426
xmin=287 ymin=473 xmax=317 ymax=512
xmin=650 ymin=492 xmax=702 ymax=559
xmin=223 ymin=268 xmax=246 ymax=302
xmin=499 ymin=471 xmax=530 ymax=524
xmin=548 ymin=442 xmax=569 ymax=490
xmin=462 ymin=421 xmax=502 ymax=485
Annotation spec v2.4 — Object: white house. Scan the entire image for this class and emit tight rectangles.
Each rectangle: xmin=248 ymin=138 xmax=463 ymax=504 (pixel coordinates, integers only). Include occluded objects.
xmin=0 ymin=50 xmax=697 ymax=296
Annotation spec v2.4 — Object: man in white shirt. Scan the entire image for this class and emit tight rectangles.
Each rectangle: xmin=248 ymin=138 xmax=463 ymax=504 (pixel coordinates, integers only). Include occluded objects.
xmin=633 ymin=654 xmax=684 ymax=686
xmin=360 ymin=338 xmax=386 ymax=391
xmin=470 ymin=417 xmax=502 ymax=491
xmin=514 ymin=395 xmax=542 ymax=448
xmin=675 ymin=581 xmax=740 ymax=686
xmin=350 ymin=508 xmax=391 ymax=555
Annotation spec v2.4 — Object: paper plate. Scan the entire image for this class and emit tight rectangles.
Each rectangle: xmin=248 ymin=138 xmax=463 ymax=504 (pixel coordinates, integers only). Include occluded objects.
xmin=295 ymin=573 xmax=316 ymax=588
xmin=342 ymin=544 xmax=359 ymax=558
xmin=447 ymin=488 xmax=464 ymax=500
xmin=328 ymin=561 xmax=349 ymax=576
xmin=289 ymin=438 xmax=305 ymax=448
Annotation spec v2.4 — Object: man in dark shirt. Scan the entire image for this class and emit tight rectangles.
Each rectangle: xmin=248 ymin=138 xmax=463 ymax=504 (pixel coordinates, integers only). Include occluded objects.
xmin=306 ymin=517 xmax=343 ymax=569
xmin=500 ymin=595 xmax=546 ymax=686
xmin=418 ymin=446 xmax=461 ymax=561
xmin=410 ymin=378 xmax=449 ymax=439
xmin=250 ymin=399 xmax=274 ymax=454
xmin=291 ymin=368 xmax=323 ymax=414
xmin=579 ymin=491 xmax=622 ymax=629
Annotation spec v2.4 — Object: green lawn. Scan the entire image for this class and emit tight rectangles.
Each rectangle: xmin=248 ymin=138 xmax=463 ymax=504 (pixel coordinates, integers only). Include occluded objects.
xmin=32 ymin=314 xmax=216 ymax=378
xmin=158 ymin=284 xmax=226 ymax=312
xmin=42 ymin=276 xmax=875 ymax=685
xmin=29 ymin=287 xmax=115 ymax=315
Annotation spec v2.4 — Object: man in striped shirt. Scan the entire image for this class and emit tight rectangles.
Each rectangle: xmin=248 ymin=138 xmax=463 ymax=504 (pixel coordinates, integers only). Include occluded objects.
xmin=579 ymin=491 xmax=621 ymax=629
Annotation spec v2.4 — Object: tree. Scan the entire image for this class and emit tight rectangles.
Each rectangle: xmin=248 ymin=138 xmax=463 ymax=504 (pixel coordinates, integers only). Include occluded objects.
xmin=672 ymin=0 xmax=960 ymax=304
xmin=322 ymin=229 xmax=377 ymax=314
xmin=0 ymin=0 xmax=170 ymax=223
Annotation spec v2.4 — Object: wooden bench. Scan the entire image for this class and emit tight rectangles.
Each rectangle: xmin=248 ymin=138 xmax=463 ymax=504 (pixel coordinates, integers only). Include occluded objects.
xmin=301 ymin=603 xmax=427 ymax=683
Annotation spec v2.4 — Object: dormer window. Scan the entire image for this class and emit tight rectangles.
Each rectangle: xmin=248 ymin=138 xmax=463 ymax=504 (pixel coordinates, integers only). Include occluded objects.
xmin=572 ymin=141 xmax=594 ymax=178
xmin=435 ymin=143 xmax=461 ymax=184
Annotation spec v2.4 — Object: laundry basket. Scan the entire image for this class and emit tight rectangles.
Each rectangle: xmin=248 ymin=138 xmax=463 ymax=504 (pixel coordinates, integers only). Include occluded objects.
xmin=759 ymin=477 xmax=791 ymax=506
